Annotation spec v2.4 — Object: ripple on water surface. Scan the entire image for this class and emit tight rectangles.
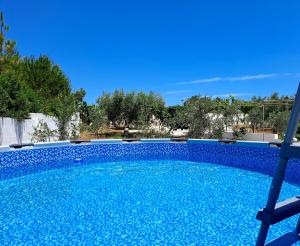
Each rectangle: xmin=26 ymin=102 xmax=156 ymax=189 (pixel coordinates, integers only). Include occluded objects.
xmin=0 ymin=160 xmax=300 ymax=245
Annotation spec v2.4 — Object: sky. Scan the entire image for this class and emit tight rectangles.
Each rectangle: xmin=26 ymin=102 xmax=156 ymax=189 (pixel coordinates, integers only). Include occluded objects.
xmin=1 ymin=0 xmax=300 ymax=105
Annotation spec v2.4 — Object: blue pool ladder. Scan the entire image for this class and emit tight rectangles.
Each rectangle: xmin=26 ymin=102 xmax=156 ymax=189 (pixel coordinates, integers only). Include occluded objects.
xmin=256 ymin=83 xmax=300 ymax=246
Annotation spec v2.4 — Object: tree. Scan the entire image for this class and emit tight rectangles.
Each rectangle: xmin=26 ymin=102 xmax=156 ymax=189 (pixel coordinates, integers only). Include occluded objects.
xmin=164 ymin=105 xmax=188 ymax=132
xmin=268 ymin=111 xmax=290 ymax=138
xmin=217 ymin=96 xmax=236 ymax=131
xmin=0 ymin=10 xmax=79 ymax=141
xmin=185 ymin=96 xmax=213 ymax=138
xmin=122 ymin=92 xmax=138 ymax=127
xmin=0 ymin=71 xmax=30 ymax=120
xmin=135 ymin=91 xmax=165 ymax=128
xmin=73 ymin=88 xmax=93 ymax=126
xmin=97 ymin=90 xmax=166 ymax=129
xmin=146 ymin=91 xmax=165 ymax=122
xmin=78 ymin=101 xmax=92 ymax=125
xmin=97 ymin=90 xmax=124 ymax=127
xmin=247 ymin=107 xmax=263 ymax=133
xmin=52 ymin=94 xmax=77 ymax=140
xmin=210 ymin=117 xmax=225 ymax=139
xmin=73 ymin=88 xmax=86 ymax=103
xmin=17 ymin=56 xmax=71 ymax=114
xmin=88 ymin=106 xmax=108 ymax=134
xmin=0 ymin=12 xmax=19 ymax=73
xmin=239 ymin=103 xmax=252 ymax=123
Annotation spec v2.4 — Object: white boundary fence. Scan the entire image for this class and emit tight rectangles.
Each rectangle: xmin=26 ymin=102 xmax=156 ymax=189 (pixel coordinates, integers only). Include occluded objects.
xmin=222 ymin=132 xmax=279 ymax=141
xmin=0 ymin=113 xmax=80 ymax=146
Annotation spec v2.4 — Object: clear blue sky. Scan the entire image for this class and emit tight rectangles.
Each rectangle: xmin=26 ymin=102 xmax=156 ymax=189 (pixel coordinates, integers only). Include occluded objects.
xmin=2 ymin=0 xmax=300 ymax=105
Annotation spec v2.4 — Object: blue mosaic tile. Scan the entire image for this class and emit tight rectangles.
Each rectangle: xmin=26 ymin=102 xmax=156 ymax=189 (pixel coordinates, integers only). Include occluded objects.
xmin=0 ymin=142 xmax=299 ymax=184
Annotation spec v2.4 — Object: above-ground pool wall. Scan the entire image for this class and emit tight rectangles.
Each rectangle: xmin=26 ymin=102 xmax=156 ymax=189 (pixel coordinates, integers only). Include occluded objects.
xmin=0 ymin=143 xmax=190 ymax=179
xmin=187 ymin=142 xmax=300 ymax=184
xmin=0 ymin=143 xmax=190 ymax=169
xmin=188 ymin=143 xmax=278 ymax=175
xmin=0 ymin=141 xmax=300 ymax=184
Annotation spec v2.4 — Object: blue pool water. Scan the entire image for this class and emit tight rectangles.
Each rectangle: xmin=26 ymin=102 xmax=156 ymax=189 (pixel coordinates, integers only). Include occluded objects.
xmin=0 ymin=160 xmax=299 ymax=245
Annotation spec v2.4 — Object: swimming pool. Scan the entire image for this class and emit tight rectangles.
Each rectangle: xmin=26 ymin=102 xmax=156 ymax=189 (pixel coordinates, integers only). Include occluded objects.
xmin=1 ymin=141 xmax=300 ymax=244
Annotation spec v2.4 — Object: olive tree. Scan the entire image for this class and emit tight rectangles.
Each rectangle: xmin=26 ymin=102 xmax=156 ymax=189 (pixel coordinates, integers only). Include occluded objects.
xmin=185 ymin=96 xmax=213 ymax=138
xmin=268 ymin=111 xmax=290 ymax=138
xmin=247 ymin=107 xmax=263 ymax=133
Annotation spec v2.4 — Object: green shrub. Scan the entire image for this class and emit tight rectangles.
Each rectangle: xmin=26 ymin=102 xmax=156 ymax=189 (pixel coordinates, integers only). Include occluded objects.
xmin=31 ymin=120 xmax=57 ymax=142
xmin=0 ymin=71 xmax=30 ymax=120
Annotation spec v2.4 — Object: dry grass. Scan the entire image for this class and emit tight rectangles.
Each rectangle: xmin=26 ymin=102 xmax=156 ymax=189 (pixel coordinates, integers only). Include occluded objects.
xmin=80 ymin=129 xmax=124 ymax=140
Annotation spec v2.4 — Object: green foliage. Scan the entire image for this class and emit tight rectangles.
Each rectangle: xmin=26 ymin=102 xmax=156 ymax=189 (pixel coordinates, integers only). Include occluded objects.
xmin=52 ymin=94 xmax=77 ymax=140
xmin=87 ymin=106 xmax=108 ymax=134
xmin=78 ymin=101 xmax=92 ymax=125
xmin=0 ymin=12 xmax=29 ymax=120
xmin=268 ymin=111 xmax=290 ymax=138
xmin=0 ymin=12 xmax=73 ymax=120
xmin=210 ymin=117 xmax=225 ymax=139
xmin=215 ymin=96 xmax=241 ymax=130
xmin=56 ymin=88 xmax=294 ymax=141
xmin=0 ymin=12 xmax=19 ymax=73
xmin=0 ymin=71 xmax=30 ymax=120
xmin=185 ymin=96 xmax=213 ymax=138
xmin=0 ymin=11 xmax=79 ymax=140
xmin=73 ymin=88 xmax=86 ymax=103
xmin=0 ymin=10 xmax=296 ymax=143
xmin=247 ymin=107 xmax=263 ymax=133
xmin=73 ymin=88 xmax=95 ymax=126
xmin=164 ymin=105 xmax=188 ymax=131
xmin=122 ymin=91 xmax=138 ymax=126
xmin=31 ymin=120 xmax=57 ymax=142
xmin=18 ymin=56 xmax=71 ymax=97
xmin=232 ymin=126 xmax=247 ymax=140
xmin=251 ymin=93 xmax=293 ymax=120
xmin=135 ymin=129 xmax=172 ymax=139
xmin=97 ymin=91 xmax=122 ymax=126
xmin=17 ymin=56 xmax=71 ymax=114
xmin=135 ymin=91 xmax=165 ymax=127
xmin=97 ymin=90 xmax=165 ymax=128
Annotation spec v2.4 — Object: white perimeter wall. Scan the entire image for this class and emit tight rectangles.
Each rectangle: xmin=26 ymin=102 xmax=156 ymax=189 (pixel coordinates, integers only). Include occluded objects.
xmin=244 ymin=132 xmax=278 ymax=142
xmin=222 ymin=132 xmax=278 ymax=141
xmin=0 ymin=113 xmax=80 ymax=146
